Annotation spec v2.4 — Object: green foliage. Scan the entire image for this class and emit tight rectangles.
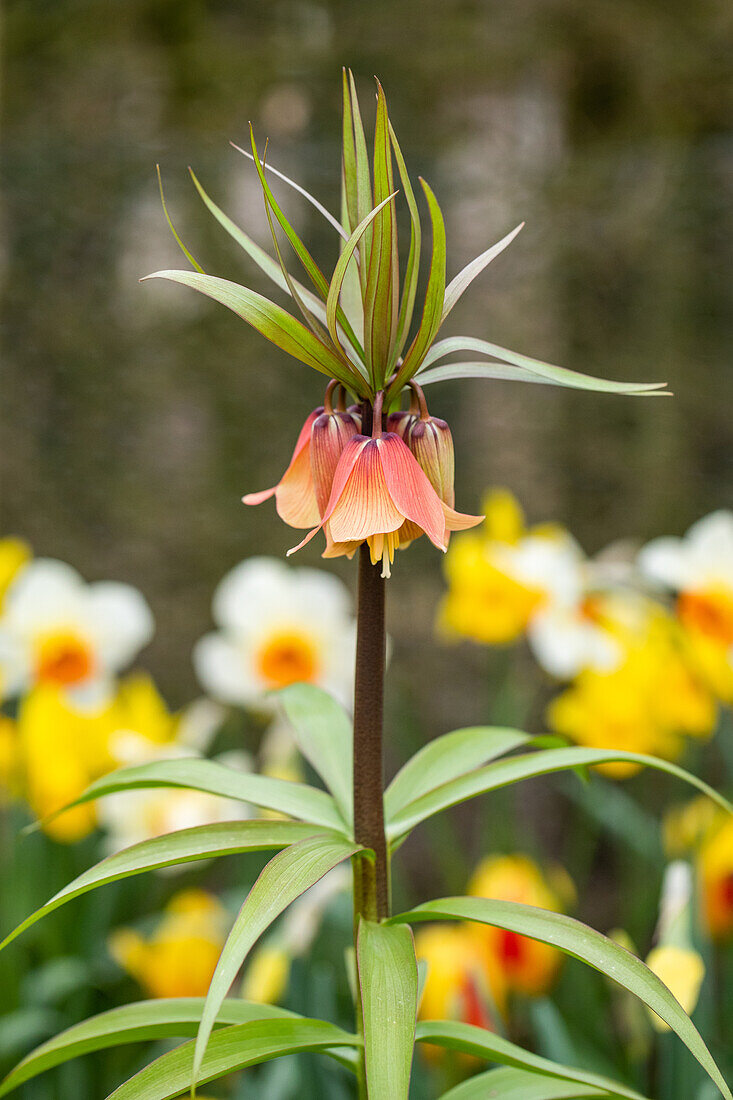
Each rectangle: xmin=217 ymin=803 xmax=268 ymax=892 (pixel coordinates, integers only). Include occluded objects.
xmin=439 ymin=1066 xmax=629 ymax=1099
xmin=0 ymin=821 xmax=323 ymax=953
xmin=279 ymin=684 xmax=354 ymax=826
xmin=415 ymin=1021 xmax=648 ymax=1100
xmin=50 ymin=755 xmax=348 ymax=832
xmin=191 ymin=833 xmax=362 ymax=1093
xmin=357 ymin=920 xmax=418 ymax=1100
xmin=384 ymin=725 xmax=532 ymax=821
xmin=390 ymin=898 xmax=732 ymax=1100
xmin=0 ymin=998 xmax=301 ymax=1096
xmin=418 ymin=337 xmax=668 ymax=394
xmin=146 ymin=71 xmax=667 ymax=404
xmin=386 ymin=746 xmax=733 ymax=841
xmin=105 ymin=1018 xmax=360 ymax=1100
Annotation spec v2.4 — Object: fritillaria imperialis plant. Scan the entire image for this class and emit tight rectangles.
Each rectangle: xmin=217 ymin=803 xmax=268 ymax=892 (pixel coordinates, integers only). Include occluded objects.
xmin=1 ymin=73 xmax=732 ymax=1100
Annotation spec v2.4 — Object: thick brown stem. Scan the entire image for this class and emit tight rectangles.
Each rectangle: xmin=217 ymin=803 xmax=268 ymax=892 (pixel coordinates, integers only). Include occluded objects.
xmin=352 ymin=398 xmax=390 ymax=922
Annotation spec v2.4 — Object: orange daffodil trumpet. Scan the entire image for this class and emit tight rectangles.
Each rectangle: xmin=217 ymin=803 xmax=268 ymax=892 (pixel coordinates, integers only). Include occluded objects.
xmin=247 ymin=387 xmax=481 ymax=577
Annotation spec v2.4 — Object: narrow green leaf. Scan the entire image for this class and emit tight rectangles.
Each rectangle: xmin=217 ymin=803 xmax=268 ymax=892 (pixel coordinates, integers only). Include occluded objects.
xmin=230 ymin=142 xmax=347 ymax=239
xmin=156 ymin=166 xmax=204 ymax=273
xmin=386 ymin=747 xmax=732 ymax=839
xmin=389 ymin=120 xmax=422 ymax=358
xmin=246 ymin=129 xmax=366 ymax=362
xmin=341 ymin=68 xmax=359 ymax=234
xmin=43 ymin=756 xmax=347 ymax=836
xmin=357 ymin=920 xmax=417 ymax=1100
xmin=248 ymin=126 xmax=330 ymax=300
xmin=387 ymin=178 xmax=446 ymax=399
xmin=440 ymin=1066 xmax=616 ymax=1100
xmin=259 ymin=143 xmax=334 ymax=346
xmin=192 ymin=834 xmax=362 ymax=1092
xmin=347 ymin=70 xmax=374 ymax=279
xmin=142 ymin=270 xmax=357 ymax=386
xmin=0 ymin=821 xmax=323 ymax=954
xmin=363 ymin=82 xmax=399 ymax=386
xmin=418 ymin=337 xmax=668 ymax=395
xmin=339 ymin=166 xmax=365 ymax=340
xmin=189 ymin=168 xmax=329 ymax=324
xmin=106 ymin=1018 xmax=360 ymax=1100
xmin=385 ymin=727 xmax=531 ymax=822
xmin=0 ymin=998 xmax=303 ymax=1097
xmin=393 ymin=899 xmax=732 ymax=1100
xmin=278 ymin=684 xmax=353 ymax=825
xmin=416 ymin=1021 xmax=647 ymax=1100
xmin=326 ymin=191 xmax=398 ymax=361
xmin=441 ymin=223 xmax=523 ymax=322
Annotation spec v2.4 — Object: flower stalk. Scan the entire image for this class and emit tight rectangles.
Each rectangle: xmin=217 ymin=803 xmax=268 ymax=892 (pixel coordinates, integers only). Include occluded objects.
xmin=352 ymin=398 xmax=390 ymax=925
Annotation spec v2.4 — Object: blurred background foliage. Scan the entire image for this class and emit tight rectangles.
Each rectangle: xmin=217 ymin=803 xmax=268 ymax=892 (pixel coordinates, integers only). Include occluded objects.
xmin=1 ymin=1 xmax=732 ymax=1097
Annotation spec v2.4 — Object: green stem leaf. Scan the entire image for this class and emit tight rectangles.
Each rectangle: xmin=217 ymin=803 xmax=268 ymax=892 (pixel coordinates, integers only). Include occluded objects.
xmin=386 ymin=746 xmax=732 ymax=840
xmin=391 ymin=898 xmax=732 ymax=1100
xmin=141 ymin=270 xmax=360 ymax=387
xmin=105 ymin=1018 xmax=360 ymax=1100
xmin=357 ymin=920 xmax=417 ymax=1100
xmin=0 ymin=998 xmax=310 ymax=1097
xmin=191 ymin=834 xmax=362 ymax=1093
xmin=416 ymin=1021 xmax=648 ymax=1100
xmin=418 ymin=337 xmax=668 ymax=395
xmin=0 ymin=821 xmax=325 ymax=954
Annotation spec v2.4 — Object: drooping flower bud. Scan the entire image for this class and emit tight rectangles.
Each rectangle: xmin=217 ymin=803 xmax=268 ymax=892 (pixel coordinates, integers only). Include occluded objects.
xmin=310 ymin=409 xmax=359 ymax=516
xmin=288 ymin=392 xmax=481 ymax=578
xmin=242 ymin=407 xmax=322 ymax=528
xmin=386 ymin=409 xmax=416 ymax=441
xmin=405 ymin=384 xmax=455 ymax=507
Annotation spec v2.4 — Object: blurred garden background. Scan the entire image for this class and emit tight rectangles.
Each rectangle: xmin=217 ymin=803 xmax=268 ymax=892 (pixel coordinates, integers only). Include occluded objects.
xmin=1 ymin=1 xmax=732 ymax=1097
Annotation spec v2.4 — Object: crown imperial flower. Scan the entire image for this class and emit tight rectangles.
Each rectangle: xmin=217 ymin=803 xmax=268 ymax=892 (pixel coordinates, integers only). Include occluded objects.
xmin=285 ymin=391 xmax=481 ymax=577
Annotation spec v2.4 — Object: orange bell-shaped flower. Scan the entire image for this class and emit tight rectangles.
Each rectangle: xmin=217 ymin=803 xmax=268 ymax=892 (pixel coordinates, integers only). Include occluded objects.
xmin=289 ymin=417 xmax=481 ymax=577
xmin=242 ymin=407 xmax=322 ymax=528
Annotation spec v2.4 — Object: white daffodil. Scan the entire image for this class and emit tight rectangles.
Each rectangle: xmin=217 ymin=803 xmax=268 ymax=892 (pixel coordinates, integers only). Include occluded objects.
xmin=501 ymin=531 xmax=620 ymax=679
xmin=638 ymin=511 xmax=733 ymax=699
xmin=193 ymin=557 xmax=356 ymax=710
xmin=0 ymin=559 xmax=154 ymax=703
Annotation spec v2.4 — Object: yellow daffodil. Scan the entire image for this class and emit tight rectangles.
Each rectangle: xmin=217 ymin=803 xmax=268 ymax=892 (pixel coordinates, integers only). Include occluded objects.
xmin=109 ymin=889 xmax=229 ymax=998
xmin=698 ymin=817 xmax=733 ymax=940
xmin=439 ymin=490 xmax=620 ymax=677
xmin=547 ymin=605 xmax=716 ymax=777
xmin=14 ymin=684 xmax=118 ymax=841
xmin=468 ymin=855 xmax=569 ymax=997
xmin=193 ymin=558 xmax=356 ymax=710
xmin=0 ymin=715 xmax=18 ymax=803
xmin=0 ymin=537 xmax=31 ymax=607
xmin=639 ymin=510 xmax=733 ymax=704
xmin=0 ymin=558 xmax=154 ymax=704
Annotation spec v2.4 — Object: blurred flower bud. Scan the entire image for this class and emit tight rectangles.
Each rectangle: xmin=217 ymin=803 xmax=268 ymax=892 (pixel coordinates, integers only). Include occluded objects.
xmin=645 ymin=861 xmax=705 ymax=1031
